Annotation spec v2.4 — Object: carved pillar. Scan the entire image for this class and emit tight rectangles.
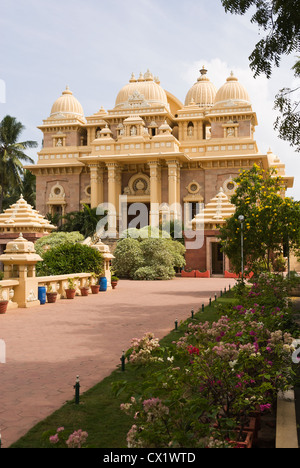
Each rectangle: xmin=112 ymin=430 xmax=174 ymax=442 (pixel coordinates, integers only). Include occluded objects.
xmin=177 ymin=163 xmax=181 ymax=207
xmin=167 ymin=160 xmax=180 ymax=219
xmin=148 ymin=160 xmax=161 ymax=227
xmin=106 ymin=162 xmax=122 ymax=234
xmin=183 ymin=122 xmax=188 ymax=141
xmin=89 ymin=164 xmax=104 ymax=208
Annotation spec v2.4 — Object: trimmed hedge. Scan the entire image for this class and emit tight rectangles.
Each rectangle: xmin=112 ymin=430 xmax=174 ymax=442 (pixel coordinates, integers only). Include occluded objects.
xmin=36 ymin=243 xmax=104 ymax=277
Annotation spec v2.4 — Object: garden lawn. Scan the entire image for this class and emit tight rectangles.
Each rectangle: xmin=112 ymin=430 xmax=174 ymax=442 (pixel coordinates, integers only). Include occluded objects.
xmin=9 ymin=295 xmax=229 ymax=448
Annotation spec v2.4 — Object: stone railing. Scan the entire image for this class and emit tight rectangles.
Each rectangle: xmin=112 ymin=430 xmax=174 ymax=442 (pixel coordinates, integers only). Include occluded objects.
xmin=0 ymin=233 xmax=114 ymax=310
xmin=37 ymin=273 xmax=99 ymax=299
xmin=0 ymin=279 xmax=20 ymax=310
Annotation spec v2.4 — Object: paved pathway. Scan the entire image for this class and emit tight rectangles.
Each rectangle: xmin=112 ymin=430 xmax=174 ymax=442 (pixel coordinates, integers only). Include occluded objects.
xmin=0 ymin=277 xmax=236 ymax=448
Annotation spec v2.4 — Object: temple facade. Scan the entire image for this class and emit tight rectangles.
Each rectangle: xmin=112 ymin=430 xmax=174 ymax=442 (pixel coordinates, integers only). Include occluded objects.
xmin=27 ymin=67 xmax=294 ymax=275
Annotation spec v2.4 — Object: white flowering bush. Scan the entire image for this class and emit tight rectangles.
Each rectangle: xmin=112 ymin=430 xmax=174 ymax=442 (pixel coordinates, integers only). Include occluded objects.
xmin=129 ymin=332 xmax=163 ymax=365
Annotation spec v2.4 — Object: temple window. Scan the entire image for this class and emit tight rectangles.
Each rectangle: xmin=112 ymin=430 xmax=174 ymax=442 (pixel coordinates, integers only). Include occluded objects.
xmin=187 ymin=122 xmax=194 ymax=137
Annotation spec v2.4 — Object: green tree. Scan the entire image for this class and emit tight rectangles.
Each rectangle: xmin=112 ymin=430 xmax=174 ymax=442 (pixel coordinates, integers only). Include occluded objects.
xmin=219 ymin=164 xmax=300 ymax=275
xmin=60 ymin=204 xmax=105 ymax=238
xmin=0 ymin=115 xmax=37 ymax=212
xmin=21 ymin=169 xmax=36 ymax=208
xmin=221 ymin=0 xmax=300 ymax=150
xmin=274 ymin=60 xmax=300 ymax=152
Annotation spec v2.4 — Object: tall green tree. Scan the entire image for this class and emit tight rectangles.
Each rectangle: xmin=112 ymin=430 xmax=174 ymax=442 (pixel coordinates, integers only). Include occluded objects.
xmin=219 ymin=164 xmax=300 ymax=275
xmin=221 ymin=0 xmax=300 ymax=151
xmin=60 ymin=204 xmax=104 ymax=238
xmin=0 ymin=115 xmax=37 ymax=212
xmin=21 ymin=169 xmax=36 ymax=208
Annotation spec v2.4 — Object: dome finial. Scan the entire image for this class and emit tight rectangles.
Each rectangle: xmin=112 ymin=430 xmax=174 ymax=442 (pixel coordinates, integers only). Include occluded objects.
xmin=63 ymin=85 xmax=72 ymax=95
xmin=144 ymin=69 xmax=153 ymax=81
xmin=197 ymin=66 xmax=210 ymax=82
xmin=227 ymin=71 xmax=238 ymax=82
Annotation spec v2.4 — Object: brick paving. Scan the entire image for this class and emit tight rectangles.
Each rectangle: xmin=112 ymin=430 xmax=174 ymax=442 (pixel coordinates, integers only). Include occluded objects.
xmin=0 ymin=277 xmax=236 ymax=448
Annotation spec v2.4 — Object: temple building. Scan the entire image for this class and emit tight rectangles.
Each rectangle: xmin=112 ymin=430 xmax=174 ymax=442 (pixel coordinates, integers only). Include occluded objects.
xmin=26 ymin=67 xmax=294 ymax=275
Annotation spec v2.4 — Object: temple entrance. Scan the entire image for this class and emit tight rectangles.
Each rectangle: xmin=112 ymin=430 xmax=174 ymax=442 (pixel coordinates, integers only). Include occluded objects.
xmin=127 ymin=202 xmax=150 ymax=229
xmin=211 ymin=242 xmax=224 ymax=275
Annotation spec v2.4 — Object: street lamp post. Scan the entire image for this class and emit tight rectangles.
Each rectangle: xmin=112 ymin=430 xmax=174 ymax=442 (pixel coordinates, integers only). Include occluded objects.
xmin=238 ymin=215 xmax=244 ymax=283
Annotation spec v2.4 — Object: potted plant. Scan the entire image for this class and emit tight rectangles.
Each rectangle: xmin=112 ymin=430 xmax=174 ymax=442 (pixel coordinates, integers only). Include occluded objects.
xmin=80 ymin=279 xmax=90 ymax=296
xmin=0 ymin=285 xmax=8 ymax=314
xmin=111 ymin=275 xmax=119 ymax=289
xmin=90 ymin=273 xmax=100 ymax=294
xmin=46 ymin=284 xmax=58 ymax=303
xmin=65 ymin=277 xmax=77 ymax=299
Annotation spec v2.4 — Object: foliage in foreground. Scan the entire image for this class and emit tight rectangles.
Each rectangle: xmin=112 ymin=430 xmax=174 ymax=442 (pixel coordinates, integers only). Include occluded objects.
xmin=115 ymin=273 xmax=300 ymax=448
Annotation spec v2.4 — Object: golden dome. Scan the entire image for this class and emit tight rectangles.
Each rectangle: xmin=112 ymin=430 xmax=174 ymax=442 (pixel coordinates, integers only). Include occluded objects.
xmin=214 ymin=72 xmax=251 ymax=107
xmin=115 ymin=70 xmax=169 ymax=109
xmin=50 ymin=86 xmax=84 ymax=118
xmin=184 ymin=67 xmax=217 ymax=107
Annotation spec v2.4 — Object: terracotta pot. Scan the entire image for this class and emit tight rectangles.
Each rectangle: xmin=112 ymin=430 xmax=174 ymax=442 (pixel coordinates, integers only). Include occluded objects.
xmin=0 ymin=300 xmax=8 ymax=314
xmin=195 ymin=270 xmax=210 ymax=278
xmin=46 ymin=292 xmax=57 ymax=304
xmin=80 ymin=287 xmax=89 ymax=296
xmin=111 ymin=281 xmax=118 ymax=289
xmin=65 ymin=289 xmax=76 ymax=299
xmin=181 ymin=270 xmax=196 ymax=277
xmin=229 ymin=431 xmax=253 ymax=449
xmin=91 ymin=285 xmax=100 ymax=294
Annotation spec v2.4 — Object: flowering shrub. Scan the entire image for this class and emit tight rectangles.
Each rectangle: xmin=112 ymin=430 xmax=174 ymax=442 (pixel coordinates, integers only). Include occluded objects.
xmin=118 ymin=273 xmax=300 ymax=448
xmin=47 ymin=427 xmax=88 ymax=448
xmin=128 ymin=332 xmax=163 ymax=365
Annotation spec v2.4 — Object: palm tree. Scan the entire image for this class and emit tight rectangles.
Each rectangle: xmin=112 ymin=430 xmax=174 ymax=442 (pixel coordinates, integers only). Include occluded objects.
xmin=21 ymin=169 xmax=36 ymax=208
xmin=0 ymin=115 xmax=37 ymax=212
xmin=60 ymin=204 xmax=104 ymax=238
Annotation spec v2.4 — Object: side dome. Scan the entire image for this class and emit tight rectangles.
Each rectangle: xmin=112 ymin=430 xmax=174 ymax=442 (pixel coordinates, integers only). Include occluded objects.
xmin=184 ymin=67 xmax=217 ymax=107
xmin=214 ymin=72 xmax=251 ymax=107
xmin=50 ymin=86 xmax=84 ymax=118
xmin=114 ymin=70 xmax=169 ymax=109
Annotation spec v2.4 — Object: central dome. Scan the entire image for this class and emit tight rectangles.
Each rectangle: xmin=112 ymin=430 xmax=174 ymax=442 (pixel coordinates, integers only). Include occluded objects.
xmin=115 ymin=70 xmax=169 ymax=109
xmin=184 ymin=67 xmax=217 ymax=107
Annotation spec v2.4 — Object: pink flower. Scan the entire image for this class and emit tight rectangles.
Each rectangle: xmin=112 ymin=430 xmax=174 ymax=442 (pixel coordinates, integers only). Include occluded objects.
xmin=260 ymin=404 xmax=272 ymax=412
xmin=49 ymin=434 xmax=59 ymax=444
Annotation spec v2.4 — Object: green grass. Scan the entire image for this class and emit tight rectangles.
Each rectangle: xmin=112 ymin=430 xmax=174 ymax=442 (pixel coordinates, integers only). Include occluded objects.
xmin=10 ymin=292 xmax=237 ymax=449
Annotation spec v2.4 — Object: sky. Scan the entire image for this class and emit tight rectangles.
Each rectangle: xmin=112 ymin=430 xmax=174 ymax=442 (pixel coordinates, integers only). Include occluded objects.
xmin=0 ymin=0 xmax=299 ymax=199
